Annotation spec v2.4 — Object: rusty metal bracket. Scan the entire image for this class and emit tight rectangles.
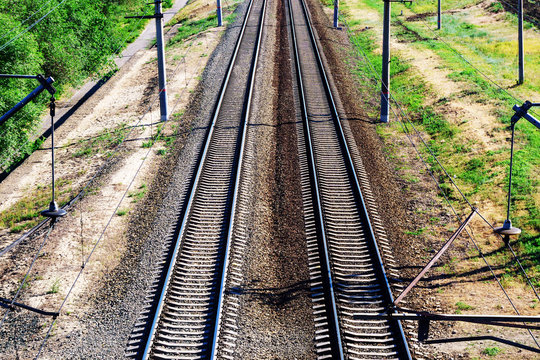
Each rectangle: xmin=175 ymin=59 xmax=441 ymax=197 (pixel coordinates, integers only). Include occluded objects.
xmin=394 ymin=208 xmax=477 ymax=305
xmin=0 ymin=297 xmax=59 ymax=318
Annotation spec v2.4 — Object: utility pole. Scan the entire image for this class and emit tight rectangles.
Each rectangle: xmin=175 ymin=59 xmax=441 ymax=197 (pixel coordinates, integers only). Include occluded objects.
xmin=155 ymin=0 xmax=168 ymax=121
xmin=380 ymin=0 xmax=391 ymax=123
xmin=437 ymin=0 xmax=441 ymax=29
xmin=126 ymin=0 xmax=169 ymax=121
xmin=518 ymin=0 xmax=524 ymax=84
xmin=217 ymin=0 xmax=223 ymax=26
xmin=334 ymin=0 xmax=339 ymax=28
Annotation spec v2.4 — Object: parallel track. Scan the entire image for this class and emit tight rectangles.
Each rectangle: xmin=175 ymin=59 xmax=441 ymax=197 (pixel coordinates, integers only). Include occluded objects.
xmin=125 ymin=0 xmax=267 ymax=357
xmin=286 ymin=0 xmax=412 ymax=358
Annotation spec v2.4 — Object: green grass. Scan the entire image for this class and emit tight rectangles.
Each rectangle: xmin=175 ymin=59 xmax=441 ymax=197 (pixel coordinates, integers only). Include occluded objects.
xmin=482 ymin=346 xmax=502 ymax=356
xmin=0 ymin=178 xmax=73 ymax=232
xmin=455 ymin=301 xmax=475 ymax=311
xmin=116 ymin=208 xmax=128 ymax=216
xmin=74 ymin=124 xmax=129 ymax=158
xmin=128 ymin=184 xmax=147 ymax=203
xmin=168 ymin=8 xmax=239 ymax=46
xmin=340 ymin=0 xmax=539 ymax=284
xmin=405 ymin=227 xmax=426 ymax=236
xmin=46 ymin=279 xmax=60 ymax=294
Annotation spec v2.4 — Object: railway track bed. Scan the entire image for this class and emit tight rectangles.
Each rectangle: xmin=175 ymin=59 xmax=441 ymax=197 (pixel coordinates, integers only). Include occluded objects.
xmin=123 ymin=0 xmax=412 ymax=357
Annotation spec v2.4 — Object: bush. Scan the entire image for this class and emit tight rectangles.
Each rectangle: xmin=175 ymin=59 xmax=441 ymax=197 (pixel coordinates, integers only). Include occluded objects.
xmin=0 ymin=0 xmax=156 ymax=170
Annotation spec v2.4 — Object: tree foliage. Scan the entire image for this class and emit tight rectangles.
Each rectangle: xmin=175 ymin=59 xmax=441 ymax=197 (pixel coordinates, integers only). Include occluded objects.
xmin=0 ymin=0 xmax=158 ymax=169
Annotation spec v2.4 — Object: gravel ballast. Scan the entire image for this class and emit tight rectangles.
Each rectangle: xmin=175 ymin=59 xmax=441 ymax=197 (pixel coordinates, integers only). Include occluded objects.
xmin=34 ymin=2 xmax=253 ymax=357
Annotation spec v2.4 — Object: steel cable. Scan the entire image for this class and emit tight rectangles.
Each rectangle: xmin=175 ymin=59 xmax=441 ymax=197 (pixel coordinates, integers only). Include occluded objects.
xmin=402 ymin=4 xmax=539 ymax=118
xmin=378 ymin=7 xmax=540 ymax=299
xmin=0 ymin=4 xmax=187 ymax=257
xmin=0 ymin=0 xmax=56 ymax=42
xmin=493 ymin=0 xmax=540 ymax=27
xmin=0 ymin=223 xmax=54 ymax=330
xmin=0 ymin=0 xmax=70 ymax=53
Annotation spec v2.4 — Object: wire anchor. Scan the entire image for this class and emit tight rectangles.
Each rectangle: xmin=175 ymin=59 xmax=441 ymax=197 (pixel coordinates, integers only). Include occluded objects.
xmin=494 ymin=101 xmax=540 ymax=239
xmin=41 ymin=96 xmax=66 ymax=219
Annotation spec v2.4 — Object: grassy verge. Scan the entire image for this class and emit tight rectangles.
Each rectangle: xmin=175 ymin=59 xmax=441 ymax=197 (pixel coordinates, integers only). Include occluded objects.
xmin=168 ymin=1 xmax=240 ymax=46
xmin=336 ymin=0 xmax=539 ymax=284
xmin=0 ymin=178 xmax=73 ymax=233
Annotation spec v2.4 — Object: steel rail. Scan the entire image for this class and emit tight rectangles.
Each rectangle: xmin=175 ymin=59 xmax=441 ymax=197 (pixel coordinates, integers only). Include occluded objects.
xmin=210 ymin=0 xmax=267 ymax=355
xmin=288 ymin=0 xmax=344 ymax=358
xmin=140 ymin=0 xmax=261 ymax=357
xmin=291 ymin=0 xmax=411 ymax=356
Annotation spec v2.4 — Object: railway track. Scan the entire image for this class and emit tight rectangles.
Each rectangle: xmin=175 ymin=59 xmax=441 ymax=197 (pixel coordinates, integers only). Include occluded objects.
xmin=286 ymin=0 xmax=412 ymax=358
xmin=124 ymin=0 xmax=267 ymax=357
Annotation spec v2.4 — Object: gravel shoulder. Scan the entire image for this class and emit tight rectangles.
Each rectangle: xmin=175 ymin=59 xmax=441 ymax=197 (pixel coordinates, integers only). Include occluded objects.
xmin=233 ymin=0 xmax=316 ymax=356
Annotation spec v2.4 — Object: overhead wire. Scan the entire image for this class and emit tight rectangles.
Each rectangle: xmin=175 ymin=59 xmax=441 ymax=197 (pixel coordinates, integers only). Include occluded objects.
xmin=0 ymin=2 xmax=162 ymax=256
xmin=341 ymin=8 xmax=540 ymax=299
xmin=338 ymin=12 xmax=540 ymax=346
xmin=0 ymin=5 xmax=190 ymax=258
xmin=0 ymin=224 xmax=54 ymax=329
xmin=385 ymin=5 xmax=540 ymax=297
xmin=0 ymin=8 xmax=149 ymax=175
xmin=0 ymin=0 xmax=70 ymax=53
xmin=494 ymin=0 xmax=540 ymax=27
xmin=0 ymin=0 xmax=56 ymax=43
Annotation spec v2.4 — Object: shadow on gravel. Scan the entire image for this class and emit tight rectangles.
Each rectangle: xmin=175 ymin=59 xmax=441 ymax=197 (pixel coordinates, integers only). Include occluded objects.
xmin=228 ymin=279 xmax=311 ymax=307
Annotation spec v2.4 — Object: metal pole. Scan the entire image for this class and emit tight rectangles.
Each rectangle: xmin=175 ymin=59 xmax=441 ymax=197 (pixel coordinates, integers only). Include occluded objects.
xmin=506 ymin=123 xmax=516 ymax=221
xmin=50 ymin=98 xmax=56 ymax=204
xmin=217 ymin=0 xmax=223 ymax=26
xmin=155 ymin=0 xmax=169 ymax=121
xmin=41 ymin=97 xmax=65 ymax=218
xmin=334 ymin=0 xmax=339 ymax=28
xmin=437 ymin=0 xmax=441 ymax=30
xmin=380 ymin=0 xmax=390 ymax=123
xmin=518 ymin=0 xmax=524 ymax=84
xmin=0 ymin=76 xmax=55 ymax=127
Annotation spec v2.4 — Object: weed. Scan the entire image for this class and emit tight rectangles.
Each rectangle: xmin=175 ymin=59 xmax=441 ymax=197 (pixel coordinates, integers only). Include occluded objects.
xmin=47 ymin=279 xmax=60 ymax=294
xmin=116 ymin=209 xmax=128 ymax=216
xmin=455 ymin=301 xmax=475 ymax=311
xmin=128 ymin=184 xmax=147 ymax=203
xmin=169 ymin=14 xmax=219 ymax=46
xmin=403 ymin=174 xmax=419 ymax=183
xmin=405 ymin=227 xmax=426 ymax=236
xmin=487 ymin=1 xmax=503 ymax=13
xmin=0 ymin=178 xmax=73 ymax=232
xmin=73 ymin=124 xmax=129 ymax=158
xmin=482 ymin=347 xmax=502 ymax=356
